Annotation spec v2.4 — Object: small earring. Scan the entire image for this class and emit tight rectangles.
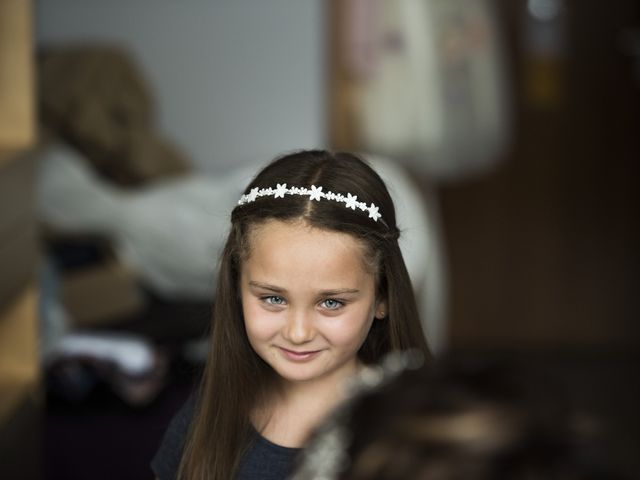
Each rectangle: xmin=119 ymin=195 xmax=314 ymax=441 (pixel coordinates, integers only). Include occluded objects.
xmin=377 ymin=310 xmax=386 ymax=319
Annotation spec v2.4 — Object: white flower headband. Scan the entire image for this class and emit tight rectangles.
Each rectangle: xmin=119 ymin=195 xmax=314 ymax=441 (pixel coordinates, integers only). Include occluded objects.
xmin=237 ymin=183 xmax=383 ymax=223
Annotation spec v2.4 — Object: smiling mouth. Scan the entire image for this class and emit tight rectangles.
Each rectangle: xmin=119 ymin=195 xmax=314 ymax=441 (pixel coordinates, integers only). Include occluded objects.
xmin=278 ymin=347 xmax=322 ymax=362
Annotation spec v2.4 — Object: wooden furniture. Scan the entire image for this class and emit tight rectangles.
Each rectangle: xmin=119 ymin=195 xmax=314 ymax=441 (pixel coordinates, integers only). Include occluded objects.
xmin=0 ymin=1 xmax=41 ymax=478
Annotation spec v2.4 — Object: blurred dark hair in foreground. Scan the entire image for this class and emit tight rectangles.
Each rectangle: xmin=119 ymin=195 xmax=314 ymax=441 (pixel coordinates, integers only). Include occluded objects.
xmin=292 ymin=351 xmax=636 ymax=480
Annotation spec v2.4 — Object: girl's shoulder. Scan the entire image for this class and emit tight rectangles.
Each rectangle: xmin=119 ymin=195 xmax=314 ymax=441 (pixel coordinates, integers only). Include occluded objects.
xmin=152 ymin=394 xmax=301 ymax=480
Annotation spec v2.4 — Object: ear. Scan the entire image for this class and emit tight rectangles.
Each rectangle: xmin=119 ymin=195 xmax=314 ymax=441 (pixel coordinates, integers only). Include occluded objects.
xmin=374 ymin=299 xmax=388 ymax=320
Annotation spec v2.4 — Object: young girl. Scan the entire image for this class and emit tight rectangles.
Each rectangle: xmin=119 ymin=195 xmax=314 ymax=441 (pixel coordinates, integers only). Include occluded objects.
xmin=151 ymin=150 xmax=431 ymax=480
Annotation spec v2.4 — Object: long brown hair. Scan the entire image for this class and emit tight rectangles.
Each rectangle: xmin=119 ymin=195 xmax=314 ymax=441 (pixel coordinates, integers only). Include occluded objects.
xmin=178 ymin=150 xmax=431 ymax=479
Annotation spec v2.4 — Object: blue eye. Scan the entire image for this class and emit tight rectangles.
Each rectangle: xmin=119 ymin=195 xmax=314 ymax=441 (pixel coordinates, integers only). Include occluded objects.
xmin=321 ymin=299 xmax=343 ymax=310
xmin=263 ymin=296 xmax=285 ymax=306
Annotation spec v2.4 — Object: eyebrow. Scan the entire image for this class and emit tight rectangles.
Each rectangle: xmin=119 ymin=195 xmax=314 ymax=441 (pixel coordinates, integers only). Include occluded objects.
xmin=248 ymin=281 xmax=360 ymax=296
xmin=248 ymin=281 xmax=286 ymax=293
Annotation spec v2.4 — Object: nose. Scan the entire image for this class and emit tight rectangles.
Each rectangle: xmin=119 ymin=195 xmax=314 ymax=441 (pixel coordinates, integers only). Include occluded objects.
xmin=282 ymin=308 xmax=315 ymax=344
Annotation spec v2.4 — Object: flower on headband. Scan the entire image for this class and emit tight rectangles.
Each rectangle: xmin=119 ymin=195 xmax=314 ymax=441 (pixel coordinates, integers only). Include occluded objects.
xmin=274 ymin=183 xmax=288 ymax=199
xmin=368 ymin=204 xmax=381 ymax=222
xmin=345 ymin=193 xmax=358 ymax=210
xmin=309 ymin=185 xmax=324 ymax=201
xmin=248 ymin=187 xmax=259 ymax=202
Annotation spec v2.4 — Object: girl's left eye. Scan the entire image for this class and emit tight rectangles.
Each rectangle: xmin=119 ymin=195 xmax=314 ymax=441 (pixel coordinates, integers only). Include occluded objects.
xmin=321 ymin=299 xmax=344 ymax=310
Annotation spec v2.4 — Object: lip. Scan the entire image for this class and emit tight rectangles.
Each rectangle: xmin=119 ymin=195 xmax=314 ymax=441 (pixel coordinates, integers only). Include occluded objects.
xmin=278 ymin=347 xmax=322 ymax=362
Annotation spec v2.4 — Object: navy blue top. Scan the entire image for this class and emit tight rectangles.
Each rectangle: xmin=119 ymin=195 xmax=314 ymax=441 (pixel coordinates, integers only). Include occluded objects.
xmin=151 ymin=396 xmax=301 ymax=480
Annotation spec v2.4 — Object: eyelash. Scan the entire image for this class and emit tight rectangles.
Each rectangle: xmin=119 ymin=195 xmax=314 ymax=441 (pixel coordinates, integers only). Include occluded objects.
xmin=321 ymin=298 xmax=344 ymax=310
xmin=262 ymin=295 xmax=286 ymax=306
xmin=259 ymin=296 xmax=345 ymax=311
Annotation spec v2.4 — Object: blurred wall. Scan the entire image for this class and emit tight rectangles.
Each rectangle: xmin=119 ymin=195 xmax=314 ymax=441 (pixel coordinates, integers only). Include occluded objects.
xmin=438 ymin=0 xmax=640 ymax=350
xmin=36 ymin=0 xmax=327 ymax=172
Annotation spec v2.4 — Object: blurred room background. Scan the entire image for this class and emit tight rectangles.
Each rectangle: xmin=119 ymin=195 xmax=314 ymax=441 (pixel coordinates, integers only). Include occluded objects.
xmin=1 ymin=0 xmax=638 ymax=479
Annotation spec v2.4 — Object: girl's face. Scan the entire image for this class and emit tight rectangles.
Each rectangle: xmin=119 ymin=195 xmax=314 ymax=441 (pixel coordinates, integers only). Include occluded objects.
xmin=240 ymin=219 xmax=385 ymax=388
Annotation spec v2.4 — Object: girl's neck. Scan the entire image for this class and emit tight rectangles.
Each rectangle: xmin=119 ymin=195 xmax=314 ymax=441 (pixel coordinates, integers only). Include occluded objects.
xmin=253 ymin=362 xmax=363 ymax=448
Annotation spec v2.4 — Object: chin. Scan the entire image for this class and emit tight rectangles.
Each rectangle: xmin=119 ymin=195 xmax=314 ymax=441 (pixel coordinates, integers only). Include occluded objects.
xmin=272 ymin=365 xmax=323 ymax=383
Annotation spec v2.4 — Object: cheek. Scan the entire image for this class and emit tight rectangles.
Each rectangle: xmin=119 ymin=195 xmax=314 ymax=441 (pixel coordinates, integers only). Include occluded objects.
xmin=325 ymin=309 xmax=375 ymax=346
xmin=242 ymin=299 xmax=277 ymax=340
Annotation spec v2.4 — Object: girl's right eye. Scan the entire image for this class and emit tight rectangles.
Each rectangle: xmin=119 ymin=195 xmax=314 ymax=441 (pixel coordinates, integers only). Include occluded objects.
xmin=262 ymin=295 xmax=286 ymax=306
